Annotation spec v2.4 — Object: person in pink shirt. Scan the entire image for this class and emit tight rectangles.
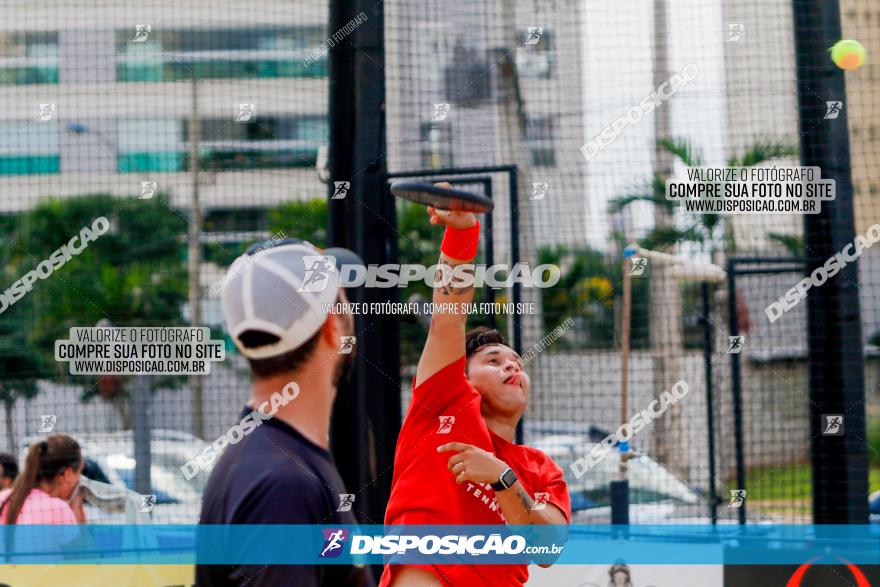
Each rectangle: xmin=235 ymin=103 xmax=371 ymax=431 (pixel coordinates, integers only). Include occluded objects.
xmin=0 ymin=434 xmax=85 ymax=526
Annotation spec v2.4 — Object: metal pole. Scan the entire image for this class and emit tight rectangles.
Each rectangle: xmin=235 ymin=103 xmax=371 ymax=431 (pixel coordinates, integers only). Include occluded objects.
xmin=509 ymin=167 xmax=525 ymax=446
xmin=329 ymin=0 xmax=363 ymax=507
xmin=328 ymin=0 xmax=354 ymax=252
xmin=386 ymin=164 xmax=516 ymax=179
xmin=652 ymin=0 xmax=672 ymax=204
xmin=701 ymin=282 xmax=718 ymax=525
xmin=793 ymin=0 xmax=868 ymax=524
xmin=509 ymin=166 xmax=521 ymax=355
xmin=132 ymin=375 xmax=152 ymax=496
xmin=611 ymin=256 xmax=632 ymax=526
xmin=187 ymin=74 xmax=204 ymax=439
xmin=328 ymin=0 xmax=396 ymax=538
xmin=621 ymin=259 xmax=631 ymax=435
xmin=726 ymin=261 xmax=746 ymax=524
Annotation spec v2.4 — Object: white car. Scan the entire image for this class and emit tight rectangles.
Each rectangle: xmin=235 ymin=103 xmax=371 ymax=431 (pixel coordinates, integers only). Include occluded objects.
xmin=525 ymin=422 xmax=767 ymax=524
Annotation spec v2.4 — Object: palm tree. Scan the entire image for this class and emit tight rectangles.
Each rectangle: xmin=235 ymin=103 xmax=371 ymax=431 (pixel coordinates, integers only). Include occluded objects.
xmin=608 ymin=137 xmax=798 ymax=253
xmin=8 ymin=194 xmax=189 ymax=432
xmin=766 ymin=232 xmax=804 ymax=257
xmin=607 ymin=137 xmax=796 ymax=475
xmin=537 ymin=244 xmax=649 ymax=350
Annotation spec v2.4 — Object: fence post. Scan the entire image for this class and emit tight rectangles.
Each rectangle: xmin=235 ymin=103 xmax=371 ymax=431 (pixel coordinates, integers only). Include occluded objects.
xmin=792 ymin=0 xmax=868 ymax=523
xmin=132 ymin=375 xmax=151 ymax=497
xmin=727 ymin=261 xmax=746 ymax=524
xmin=701 ymin=282 xmax=718 ymax=525
xmin=328 ymin=0 xmax=398 ymax=535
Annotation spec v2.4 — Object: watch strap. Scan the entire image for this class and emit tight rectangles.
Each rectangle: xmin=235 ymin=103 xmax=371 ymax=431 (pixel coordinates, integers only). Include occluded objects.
xmin=491 ymin=467 xmax=517 ymax=491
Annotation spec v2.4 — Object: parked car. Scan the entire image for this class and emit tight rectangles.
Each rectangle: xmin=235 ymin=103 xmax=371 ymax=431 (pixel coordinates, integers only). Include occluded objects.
xmin=524 ymin=421 xmax=759 ymax=524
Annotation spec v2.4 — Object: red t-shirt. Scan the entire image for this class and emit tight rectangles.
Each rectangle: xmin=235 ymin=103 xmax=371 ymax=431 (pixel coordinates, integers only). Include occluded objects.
xmin=380 ymin=356 xmax=571 ymax=587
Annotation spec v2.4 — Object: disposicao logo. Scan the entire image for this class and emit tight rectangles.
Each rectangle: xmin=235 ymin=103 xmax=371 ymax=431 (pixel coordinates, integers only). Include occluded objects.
xmin=320 ymin=528 xmax=348 ymax=558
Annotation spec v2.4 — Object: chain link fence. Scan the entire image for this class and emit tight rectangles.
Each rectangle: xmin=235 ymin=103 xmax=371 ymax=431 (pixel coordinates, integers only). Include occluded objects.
xmin=383 ymin=0 xmax=880 ymax=525
xmin=0 ymin=0 xmax=876 ymax=534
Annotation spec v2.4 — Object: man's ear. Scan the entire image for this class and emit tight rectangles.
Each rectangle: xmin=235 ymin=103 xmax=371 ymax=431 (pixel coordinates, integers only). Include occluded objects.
xmin=319 ymin=313 xmax=340 ymax=350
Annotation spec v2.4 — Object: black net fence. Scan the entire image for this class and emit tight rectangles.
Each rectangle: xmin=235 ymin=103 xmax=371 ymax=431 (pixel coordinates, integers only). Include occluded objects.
xmin=0 ymin=1 xmax=332 ymax=524
xmin=0 ymin=0 xmax=876 ymax=539
xmin=383 ymin=0 xmax=880 ymax=527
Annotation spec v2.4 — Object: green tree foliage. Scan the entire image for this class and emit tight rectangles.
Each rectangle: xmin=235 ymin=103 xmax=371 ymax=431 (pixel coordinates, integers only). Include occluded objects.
xmin=0 ymin=193 xmax=188 ymax=423
xmin=538 ymin=244 xmax=650 ymax=349
xmin=767 ymin=232 xmax=804 ymax=257
xmin=267 ymin=198 xmax=330 ymax=249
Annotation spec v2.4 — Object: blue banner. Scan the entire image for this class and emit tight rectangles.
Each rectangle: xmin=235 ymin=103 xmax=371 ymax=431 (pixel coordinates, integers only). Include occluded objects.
xmin=0 ymin=524 xmax=877 ymax=565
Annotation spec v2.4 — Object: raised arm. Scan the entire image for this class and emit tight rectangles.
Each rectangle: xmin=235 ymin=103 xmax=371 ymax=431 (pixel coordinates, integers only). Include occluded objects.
xmin=414 ymin=184 xmax=480 ymax=387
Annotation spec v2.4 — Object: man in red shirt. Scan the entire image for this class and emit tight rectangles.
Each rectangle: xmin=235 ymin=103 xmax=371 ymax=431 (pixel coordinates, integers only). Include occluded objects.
xmin=381 ymin=192 xmax=571 ymax=586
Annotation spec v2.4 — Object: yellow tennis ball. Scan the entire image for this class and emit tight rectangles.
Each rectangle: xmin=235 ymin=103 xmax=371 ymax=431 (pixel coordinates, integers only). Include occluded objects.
xmin=830 ymin=39 xmax=865 ymax=71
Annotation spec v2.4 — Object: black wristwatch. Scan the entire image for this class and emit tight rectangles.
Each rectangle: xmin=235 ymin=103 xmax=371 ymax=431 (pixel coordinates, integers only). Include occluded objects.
xmin=491 ymin=467 xmax=517 ymax=491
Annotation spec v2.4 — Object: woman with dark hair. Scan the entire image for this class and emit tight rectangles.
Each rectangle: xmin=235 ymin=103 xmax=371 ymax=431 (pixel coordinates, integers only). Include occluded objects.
xmin=0 ymin=453 xmax=17 ymax=489
xmin=0 ymin=434 xmax=85 ymax=525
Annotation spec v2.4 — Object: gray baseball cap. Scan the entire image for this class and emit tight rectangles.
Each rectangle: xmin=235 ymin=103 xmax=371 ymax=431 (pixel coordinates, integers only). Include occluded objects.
xmin=220 ymin=238 xmax=362 ymax=359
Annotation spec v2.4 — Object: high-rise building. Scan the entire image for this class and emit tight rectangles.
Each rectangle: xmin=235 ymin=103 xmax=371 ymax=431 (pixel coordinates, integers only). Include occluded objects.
xmin=384 ymin=0 xmax=589 ymax=256
xmin=0 ymin=1 xmax=329 ymax=215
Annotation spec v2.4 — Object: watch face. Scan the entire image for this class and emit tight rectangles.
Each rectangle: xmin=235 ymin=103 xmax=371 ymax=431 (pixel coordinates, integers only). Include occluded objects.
xmin=501 ymin=468 xmax=517 ymax=487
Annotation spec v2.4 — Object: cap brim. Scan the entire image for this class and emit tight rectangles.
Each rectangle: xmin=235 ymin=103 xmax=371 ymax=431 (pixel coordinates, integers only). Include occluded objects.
xmin=323 ymin=247 xmax=363 ymax=272
xmin=244 ymin=238 xmax=363 ymax=271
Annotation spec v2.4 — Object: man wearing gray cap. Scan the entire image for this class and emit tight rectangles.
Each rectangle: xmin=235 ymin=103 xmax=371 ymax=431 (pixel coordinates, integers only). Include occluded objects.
xmin=197 ymin=238 xmax=374 ymax=587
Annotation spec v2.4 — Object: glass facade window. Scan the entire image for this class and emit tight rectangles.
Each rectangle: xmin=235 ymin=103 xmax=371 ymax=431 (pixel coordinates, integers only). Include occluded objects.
xmin=117 ymin=116 xmax=327 ymax=173
xmin=420 ymin=122 xmax=453 ymax=169
xmin=515 ymin=28 xmax=553 ymax=79
xmin=525 ymin=116 xmax=556 ymax=167
xmin=203 ymin=208 xmax=269 ymax=233
xmin=0 ymin=121 xmax=60 ymax=175
xmin=116 ymin=27 xmax=328 ymax=82
xmin=117 ymin=119 xmax=185 ymax=173
xmin=196 ymin=116 xmax=327 ymax=171
xmin=0 ymin=32 xmax=59 ymax=85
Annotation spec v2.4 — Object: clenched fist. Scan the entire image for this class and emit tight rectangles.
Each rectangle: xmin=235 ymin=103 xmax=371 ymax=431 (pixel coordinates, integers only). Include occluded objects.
xmin=437 ymin=442 xmax=510 ymax=486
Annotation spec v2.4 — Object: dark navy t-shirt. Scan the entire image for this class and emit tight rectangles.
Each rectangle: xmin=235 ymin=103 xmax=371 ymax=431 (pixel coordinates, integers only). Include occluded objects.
xmin=196 ymin=407 xmax=374 ymax=587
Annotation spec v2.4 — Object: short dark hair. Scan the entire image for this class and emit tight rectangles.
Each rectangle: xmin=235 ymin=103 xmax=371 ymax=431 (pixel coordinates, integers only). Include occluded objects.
xmin=246 ymin=327 xmax=322 ymax=379
xmin=0 ymin=453 xmax=17 ymax=481
xmin=465 ymin=327 xmax=508 ymax=360
xmin=242 ymin=291 xmax=347 ymax=379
